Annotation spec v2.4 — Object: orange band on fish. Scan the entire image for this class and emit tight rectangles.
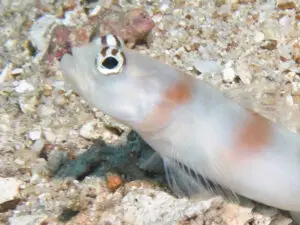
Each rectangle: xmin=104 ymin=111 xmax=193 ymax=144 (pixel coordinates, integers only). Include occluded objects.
xmin=139 ymin=76 xmax=193 ymax=133
xmin=229 ymin=111 xmax=273 ymax=162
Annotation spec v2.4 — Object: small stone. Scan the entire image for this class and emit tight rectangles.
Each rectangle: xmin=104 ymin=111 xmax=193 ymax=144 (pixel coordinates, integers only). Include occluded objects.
xmin=0 ymin=63 xmax=12 ymax=83
xmin=296 ymin=10 xmax=300 ymax=20
xmin=236 ymin=62 xmax=252 ymax=84
xmin=14 ymin=80 xmax=35 ymax=93
xmin=62 ymin=7 xmax=88 ymax=26
xmin=292 ymin=42 xmax=300 ymax=64
xmin=278 ymin=44 xmax=293 ymax=60
xmin=42 ymin=84 xmax=53 ymax=97
xmin=276 ymin=0 xmax=296 ymax=9
xmin=11 ymin=68 xmax=23 ymax=76
xmin=254 ymin=31 xmax=265 ymax=43
xmin=62 ymin=0 xmax=77 ymax=11
xmin=43 ymin=128 xmax=56 ymax=143
xmin=100 ymin=8 xmax=154 ymax=48
xmin=79 ymin=121 xmax=100 ymax=139
xmin=28 ymin=14 xmax=60 ymax=52
xmin=106 ymin=172 xmax=123 ymax=191
xmin=160 ymin=4 xmax=170 ymax=12
xmin=37 ymin=105 xmax=56 ymax=117
xmin=29 ymin=130 xmax=42 ymax=140
xmin=0 ymin=198 xmax=21 ymax=212
xmin=0 ymin=177 xmax=21 ymax=204
xmin=222 ymin=67 xmax=236 ymax=83
xmin=55 ymin=5 xmax=64 ymax=18
xmin=4 ymin=39 xmax=17 ymax=50
xmin=193 ymin=60 xmax=223 ymax=74
xmin=18 ymin=96 xmax=38 ymax=113
xmin=54 ymin=95 xmax=67 ymax=106
xmin=31 ymin=139 xmax=45 ymax=155
xmin=14 ymin=158 xmax=25 ymax=165
xmin=89 ymin=5 xmax=102 ymax=17
xmin=270 ymin=214 xmax=293 ymax=225
xmin=221 ymin=203 xmax=253 ymax=225
xmin=9 ymin=214 xmax=48 ymax=225
xmin=261 ymin=39 xmax=277 ymax=50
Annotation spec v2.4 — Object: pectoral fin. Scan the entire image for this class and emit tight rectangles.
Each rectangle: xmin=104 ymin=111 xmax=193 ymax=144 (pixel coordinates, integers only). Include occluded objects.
xmin=162 ymin=156 xmax=239 ymax=203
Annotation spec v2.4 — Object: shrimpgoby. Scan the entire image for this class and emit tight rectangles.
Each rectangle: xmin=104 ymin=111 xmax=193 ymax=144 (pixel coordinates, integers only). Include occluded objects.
xmin=60 ymin=34 xmax=300 ymax=223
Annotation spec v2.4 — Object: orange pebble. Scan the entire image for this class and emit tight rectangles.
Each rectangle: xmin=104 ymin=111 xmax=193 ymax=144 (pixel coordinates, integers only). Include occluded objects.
xmin=106 ymin=173 xmax=123 ymax=191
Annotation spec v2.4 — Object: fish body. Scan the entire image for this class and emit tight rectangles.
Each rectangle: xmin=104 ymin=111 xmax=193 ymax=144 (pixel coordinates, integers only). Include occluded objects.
xmin=60 ymin=34 xmax=300 ymax=222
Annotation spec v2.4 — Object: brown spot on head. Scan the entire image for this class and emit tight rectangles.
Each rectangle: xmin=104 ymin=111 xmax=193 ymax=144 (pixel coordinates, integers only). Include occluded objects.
xmin=111 ymin=48 xmax=118 ymax=56
xmin=235 ymin=111 xmax=272 ymax=153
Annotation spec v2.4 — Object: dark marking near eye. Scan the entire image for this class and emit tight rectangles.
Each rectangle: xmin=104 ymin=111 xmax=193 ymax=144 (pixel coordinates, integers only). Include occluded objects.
xmin=113 ymin=34 xmax=121 ymax=47
xmin=101 ymin=46 xmax=109 ymax=57
xmin=111 ymin=48 xmax=118 ymax=55
xmin=102 ymin=57 xmax=119 ymax=69
xmin=101 ymin=36 xmax=107 ymax=46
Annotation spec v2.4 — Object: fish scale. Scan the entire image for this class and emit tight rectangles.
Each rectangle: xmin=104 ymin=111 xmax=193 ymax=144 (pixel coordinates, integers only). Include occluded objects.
xmin=60 ymin=34 xmax=300 ymax=224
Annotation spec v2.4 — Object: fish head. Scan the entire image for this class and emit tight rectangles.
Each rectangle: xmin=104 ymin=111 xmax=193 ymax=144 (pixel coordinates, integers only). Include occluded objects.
xmin=60 ymin=34 xmax=180 ymax=129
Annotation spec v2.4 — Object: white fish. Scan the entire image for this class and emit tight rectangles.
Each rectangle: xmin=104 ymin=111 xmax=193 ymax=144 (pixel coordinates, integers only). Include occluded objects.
xmin=60 ymin=34 xmax=300 ymax=223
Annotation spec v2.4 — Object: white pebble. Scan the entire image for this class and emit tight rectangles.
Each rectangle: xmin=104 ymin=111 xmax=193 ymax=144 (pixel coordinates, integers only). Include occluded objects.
xmin=254 ymin=31 xmax=265 ymax=43
xmin=278 ymin=44 xmax=293 ymax=60
xmin=37 ymin=105 xmax=56 ymax=117
xmin=89 ymin=5 xmax=102 ymax=17
xmin=193 ymin=60 xmax=223 ymax=74
xmin=43 ymin=129 xmax=56 ymax=143
xmin=9 ymin=214 xmax=48 ymax=225
xmin=62 ymin=8 xmax=88 ymax=26
xmin=28 ymin=14 xmax=60 ymax=52
xmin=18 ymin=96 xmax=38 ymax=113
xmin=14 ymin=159 xmax=25 ymax=165
xmin=4 ymin=39 xmax=17 ymax=50
xmin=15 ymin=80 xmax=35 ymax=93
xmin=222 ymin=67 xmax=236 ymax=83
xmin=236 ymin=62 xmax=252 ymax=84
xmin=0 ymin=63 xmax=12 ymax=83
xmin=152 ymin=14 xmax=163 ymax=23
xmin=29 ymin=130 xmax=41 ymax=141
xmin=0 ymin=177 xmax=21 ymax=204
xmin=11 ymin=68 xmax=23 ymax=75
xmin=160 ymin=3 xmax=170 ymax=12
xmin=79 ymin=121 xmax=100 ymax=139
xmin=54 ymin=95 xmax=66 ymax=106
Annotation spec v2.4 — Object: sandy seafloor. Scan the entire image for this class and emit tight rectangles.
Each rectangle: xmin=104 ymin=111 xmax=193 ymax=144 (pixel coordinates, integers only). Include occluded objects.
xmin=0 ymin=0 xmax=300 ymax=224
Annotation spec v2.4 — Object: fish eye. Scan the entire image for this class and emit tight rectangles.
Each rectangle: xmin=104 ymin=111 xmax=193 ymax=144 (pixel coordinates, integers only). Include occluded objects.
xmin=95 ymin=47 xmax=126 ymax=75
xmin=102 ymin=57 xmax=119 ymax=69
